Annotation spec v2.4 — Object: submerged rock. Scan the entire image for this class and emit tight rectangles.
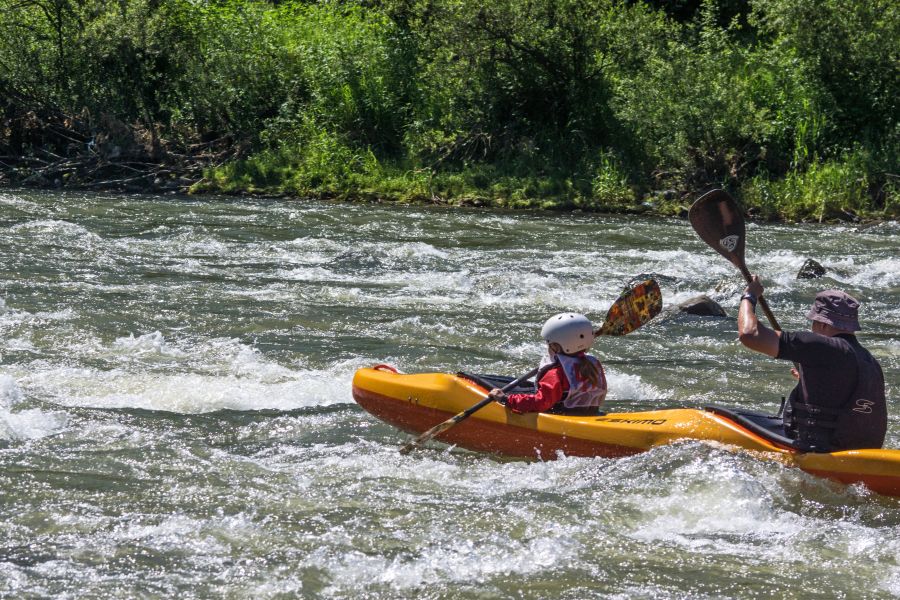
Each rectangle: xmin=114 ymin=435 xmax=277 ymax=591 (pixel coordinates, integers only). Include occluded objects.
xmin=797 ymin=258 xmax=826 ymax=279
xmin=677 ymin=295 xmax=727 ymax=317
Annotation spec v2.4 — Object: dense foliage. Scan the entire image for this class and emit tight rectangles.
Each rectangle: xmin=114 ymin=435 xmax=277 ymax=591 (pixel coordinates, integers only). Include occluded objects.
xmin=1 ymin=0 xmax=897 ymax=219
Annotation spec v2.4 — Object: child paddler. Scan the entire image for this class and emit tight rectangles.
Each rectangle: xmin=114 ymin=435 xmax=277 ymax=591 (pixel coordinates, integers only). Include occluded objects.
xmin=488 ymin=313 xmax=607 ymax=415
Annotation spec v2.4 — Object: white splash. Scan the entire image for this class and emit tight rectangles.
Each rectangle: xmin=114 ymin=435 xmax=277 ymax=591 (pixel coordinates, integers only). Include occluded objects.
xmin=112 ymin=331 xmax=187 ymax=358
xmin=0 ymin=375 xmax=67 ymax=441
xmin=606 ymin=369 xmax=664 ymax=401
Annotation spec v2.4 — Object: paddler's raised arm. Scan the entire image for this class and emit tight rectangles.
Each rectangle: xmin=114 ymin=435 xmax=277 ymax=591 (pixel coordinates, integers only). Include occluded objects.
xmin=737 ymin=274 xmax=781 ymax=358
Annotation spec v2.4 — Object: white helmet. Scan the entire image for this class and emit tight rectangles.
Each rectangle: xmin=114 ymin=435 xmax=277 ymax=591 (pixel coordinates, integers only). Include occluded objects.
xmin=540 ymin=313 xmax=594 ymax=354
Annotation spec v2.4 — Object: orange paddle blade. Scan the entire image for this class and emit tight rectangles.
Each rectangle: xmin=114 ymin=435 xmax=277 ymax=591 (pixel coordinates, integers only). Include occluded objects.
xmin=596 ymin=279 xmax=662 ymax=336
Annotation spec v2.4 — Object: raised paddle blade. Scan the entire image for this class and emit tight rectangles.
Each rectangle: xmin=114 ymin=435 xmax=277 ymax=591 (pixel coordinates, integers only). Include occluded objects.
xmin=595 ymin=278 xmax=662 ymax=336
xmin=689 ymin=188 xmax=784 ymax=333
xmin=689 ymin=189 xmax=747 ymax=274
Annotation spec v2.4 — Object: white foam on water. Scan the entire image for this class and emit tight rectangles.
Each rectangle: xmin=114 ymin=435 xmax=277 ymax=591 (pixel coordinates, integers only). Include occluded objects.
xmin=0 ymin=300 xmax=30 ymax=329
xmin=0 ymin=564 xmax=41 ymax=596
xmin=499 ymin=341 xmax=546 ymax=362
xmin=242 ymin=576 xmax=305 ymax=598
xmin=605 ymin=369 xmax=664 ymax=401
xmin=0 ymin=375 xmax=67 ymax=441
xmin=10 ymin=219 xmax=103 ymax=246
xmin=111 ymin=514 xmax=231 ymax=555
xmin=282 ymin=236 xmax=349 ymax=255
xmin=384 ymin=241 xmax=450 ymax=261
xmin=208 ymin=439 xmax=900 ymax=594
xmin=626 ymin=475 xmax=800 ymax=548
xmin=24 ymin=344 xmax=365 ymax=412
xmin=163 ymin=230 xmax=231 ymax=257
xmin=616 ymin=249 xmax=733 ymax=281
xmin=296 ymin=454 xmax=593 ymax=593
xmin=321 ymin=530 xmax=581 ymax=592
xmin=276 ymin=239 xmax=452 ymax=274
xmin=33 ymin=369 xmax=349 ymax=413
xmin=882 ymin=569 xmax=900 ymax=597
xmin=64 ymin=332 xmax=295 ymax=380
xmin=0 ymin=374 xmax=24 ymax=409
xmin=1 ymin=338 xmax=36 ymax=353
xmin=277 ymin=266 xmax=355 ymax=283
xmin=111 ymin=226 xmax=223 ymax=253
xmin=842 ymin=256 xmax=900 ymax=288
xmin=111 ymin=331 xmax=187 ymax=358
xmin=749 ymin=248 xmax=809 ymax=276
xmin=399 ymin=270 xmax=475 ymax=298
xmin=0 ymin=193 xmax=43 ymax=213
xmin=596 ymin=446 xmax=897 ymax=565
xmin=475 ymin=282 xmax=614 ymax=314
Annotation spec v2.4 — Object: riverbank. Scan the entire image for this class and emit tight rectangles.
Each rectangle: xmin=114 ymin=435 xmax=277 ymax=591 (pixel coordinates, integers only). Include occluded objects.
xmin=1 ymin=148 xmax=894 ymax=225
xmin=1 ymin=98 xmax=894 ymax=224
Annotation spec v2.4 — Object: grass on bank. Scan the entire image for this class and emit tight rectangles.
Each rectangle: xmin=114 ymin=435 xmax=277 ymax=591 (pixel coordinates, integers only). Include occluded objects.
xmin=196 ymin=141 xmax=898 ymax=222
xmin=194 ymin=137 xmax=641 ymax=212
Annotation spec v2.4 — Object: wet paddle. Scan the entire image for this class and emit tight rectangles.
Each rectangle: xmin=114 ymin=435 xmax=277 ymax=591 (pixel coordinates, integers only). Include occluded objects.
xmin=688 ymin=189 xmax=782 ymax=330
xmin=399 ymin=278 xmax=663 ymax=454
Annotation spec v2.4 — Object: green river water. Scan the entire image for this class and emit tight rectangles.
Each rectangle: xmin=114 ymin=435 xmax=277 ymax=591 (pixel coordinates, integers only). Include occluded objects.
xmin=0 ymin=189 xmax=898 ymax=598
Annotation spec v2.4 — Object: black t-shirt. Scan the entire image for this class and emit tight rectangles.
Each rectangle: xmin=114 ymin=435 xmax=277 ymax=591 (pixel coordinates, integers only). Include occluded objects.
xmin=776 ymin=330 xmax=887 ymax=450
xmin=776 ymin=331 xmax=858 ymax=409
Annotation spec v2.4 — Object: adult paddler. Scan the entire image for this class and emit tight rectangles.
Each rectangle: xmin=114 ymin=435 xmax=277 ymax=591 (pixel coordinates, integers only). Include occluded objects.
xmin=737 ymin=276 xmax=887 ymax=451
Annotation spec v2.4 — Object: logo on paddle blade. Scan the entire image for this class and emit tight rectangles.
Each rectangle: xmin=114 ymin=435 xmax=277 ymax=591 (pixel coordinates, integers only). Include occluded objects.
xmin=719 ymin=235 xmax=739 ymax=252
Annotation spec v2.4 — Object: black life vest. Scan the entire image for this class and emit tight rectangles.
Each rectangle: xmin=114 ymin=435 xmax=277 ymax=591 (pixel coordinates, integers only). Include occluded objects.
xmin=785 ymin=337 xmax=886 ymax=451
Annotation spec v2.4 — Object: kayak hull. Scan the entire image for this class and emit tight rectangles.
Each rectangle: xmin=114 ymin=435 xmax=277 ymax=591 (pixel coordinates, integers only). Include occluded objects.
xmin=354 ymin=385 xmax=643 ymax=459
xmin=352 ymin=367 xmax=900 ymax=498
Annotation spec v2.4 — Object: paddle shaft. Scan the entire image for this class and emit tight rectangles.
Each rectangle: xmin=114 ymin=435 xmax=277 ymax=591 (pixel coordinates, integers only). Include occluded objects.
xmin=398 ymin=367 xmax=539 ymax=455
xmin=736 ymin=263 xmax=781 ymax=331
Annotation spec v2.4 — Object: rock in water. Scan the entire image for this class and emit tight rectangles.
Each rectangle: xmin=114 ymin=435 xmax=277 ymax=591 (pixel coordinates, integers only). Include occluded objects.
xmin=797 ymin=258 xmax=826 ymax=279
xmin=677 ymin=295 xmax=727 ymax=317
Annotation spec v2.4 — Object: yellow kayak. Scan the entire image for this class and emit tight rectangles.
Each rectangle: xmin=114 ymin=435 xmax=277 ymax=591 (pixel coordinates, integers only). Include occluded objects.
xmin=352 ymin=366 xmax=900 ymax=498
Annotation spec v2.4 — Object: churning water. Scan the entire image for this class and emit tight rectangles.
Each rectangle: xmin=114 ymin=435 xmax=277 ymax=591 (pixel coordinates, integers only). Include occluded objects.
xmin=0 ymin=189 xmax=897 ymax=598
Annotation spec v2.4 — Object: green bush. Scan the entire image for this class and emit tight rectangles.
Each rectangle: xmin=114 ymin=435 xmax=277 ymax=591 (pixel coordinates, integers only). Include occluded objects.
xmin=742 ymin=150 xmax=877 ymax=221
xmin=0 ymin=0 xmax=896 ymax=219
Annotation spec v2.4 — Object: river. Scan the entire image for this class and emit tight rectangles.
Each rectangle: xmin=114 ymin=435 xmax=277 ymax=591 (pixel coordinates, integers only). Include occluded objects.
xmin=0 ymin=189 xmax=898 ymax=598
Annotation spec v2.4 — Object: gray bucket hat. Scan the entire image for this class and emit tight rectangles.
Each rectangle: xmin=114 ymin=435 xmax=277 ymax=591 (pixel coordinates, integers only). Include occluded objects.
xmin=806 ymin=289 xmax=861 ymax=332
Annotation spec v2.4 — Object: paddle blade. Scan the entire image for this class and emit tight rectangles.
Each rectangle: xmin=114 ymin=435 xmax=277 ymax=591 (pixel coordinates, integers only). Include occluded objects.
xmin=596 ymin=278 xmax=662 ymax=336
xmin=689 ymin=189 xmax=747 ymax=271
xmin=399 ymin=417 xmax=460 ymax=455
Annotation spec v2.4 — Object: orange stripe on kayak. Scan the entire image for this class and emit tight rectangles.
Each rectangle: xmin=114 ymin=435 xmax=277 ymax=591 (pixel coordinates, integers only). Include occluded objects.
xmin=353 ymin=386 xmax=641 ymax=459
xmin=801 ymin=469 xmax=900 ymax=497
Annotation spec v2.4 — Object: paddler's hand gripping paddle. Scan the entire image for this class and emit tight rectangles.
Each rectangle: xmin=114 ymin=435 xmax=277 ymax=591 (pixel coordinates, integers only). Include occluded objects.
xmin=399 ymin=278 xmax=663 ymax=454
